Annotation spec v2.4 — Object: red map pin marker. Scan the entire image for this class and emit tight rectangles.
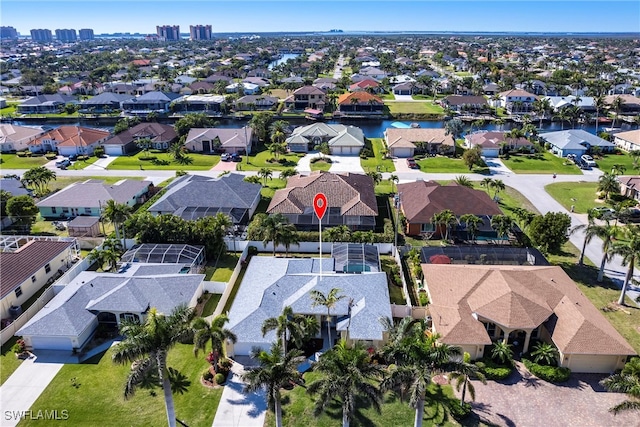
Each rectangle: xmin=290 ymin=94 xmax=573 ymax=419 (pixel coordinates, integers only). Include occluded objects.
xmin=313 ymin=193 xmax=327 ymax=220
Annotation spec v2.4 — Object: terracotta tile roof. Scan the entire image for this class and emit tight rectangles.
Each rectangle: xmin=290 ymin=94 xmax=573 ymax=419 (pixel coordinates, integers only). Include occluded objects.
xmin=103 ymin=122 xmax=176 ymax=146
xmin=397 ymin=181 xmax=502 ymax=224
xmin=31 ymin=126 xmax=109 ymax=148
xmin=337 ymin=91 xmax=383 ymax=105
xmin=349 ymin=79 xmax=380 ymax=90
xmin=423 ymin=264 xmax=636 ymax=356
xmin=0 ymin=240 xmax=74 ymax=298
xmin=267 ymin=171 xmax=378 ymax=216
xmin=385 ymin=128 xmax=454 ymax=148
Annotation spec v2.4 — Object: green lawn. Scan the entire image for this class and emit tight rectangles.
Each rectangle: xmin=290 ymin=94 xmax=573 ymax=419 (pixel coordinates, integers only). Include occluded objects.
xmin=107 ymin=151 xmax=219 ymax=171
xmin=0 ymin=102 xmax=18 ymax=117
xmin=210 ymin=253 xmax=240 ymax=282
xmin=1 ymin=337 xmax=23 ymax=386
xmin=593 ymin=152 xmax=637 ymax=174
xmin=416 ymin=156 xmax=489 ymax=174
xmin=386 ymin=102 xmax=445 ymax=115
xmin=545 ymin=182 xmax=602 ymax=214
xmin=241 ymin=148 xmax=302 ymax=171
xmin=0 ymin=154 xmax=49 ymax=168
xmin=260 ymin=178 xmax=287 ymax=199
xmin=310 ymin=159 xmax=333 ymax=172
xmin=201 ymin=293 xmax=222 ymax=317
xmin=361 ymin=138 xmax=395 ymax=173
xmin=501 ymin=152 xmax=582 ymax=175
xmin=19 ymin=344 xmax=222 ymax=427
xmin=265 ymin=371 xmax=465 ymax=427
xmin=66 ymin=156 xmax=99 ymax=170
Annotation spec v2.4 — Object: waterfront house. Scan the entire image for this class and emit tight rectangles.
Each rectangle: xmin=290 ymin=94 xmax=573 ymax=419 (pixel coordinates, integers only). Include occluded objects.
xmin=172 ymin=94 xmax=226 ymax=114
xmin=465 ymin=131 xmax=534 ymax=157
xmin=285 ymin=123 xmax=365 ymax=155
xmin=0 ymin=124 xmax=44 ymax=152
xmin=384 ymin=128 xmax=454 ymax=157
xmin=234 ymin=95 xmax=279 ymax=111
xmin=121 ymin=91 xmax=183 ymax=116
xmin=284 ymin=86 xmax=326 ymax=111
xmin=17 ymin=94 xmax=77 ymax=114
xmin=540 ymin=129 xmax=615 ymax=158
xmin=102 ymin=122 xmax=177 ymax=155
xmin=337 ymin=92 xmax=384 ymax=116
xmin=613 ymin=129 xmax=640 ymax=152
xmin=442 ymin=95 xmax=489 ymax=113
xmin=78 ymin=92 xmax=134 ymax=113
xmin=28 ymin=126 xmax=110 ymax=156
xmin=184 ymin=126 xmax=253 ymax=154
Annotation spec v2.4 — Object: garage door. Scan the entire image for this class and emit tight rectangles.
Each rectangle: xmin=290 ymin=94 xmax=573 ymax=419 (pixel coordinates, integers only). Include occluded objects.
xmin=104 ymin=145 xmax=122 ymax=156
xmin=393 ymin=148 xmax=412 ymax=158
xmin=568 ymin=354 xmax=619 ymax=373
xmin=30 ymin=336 xmax=73 ymax=351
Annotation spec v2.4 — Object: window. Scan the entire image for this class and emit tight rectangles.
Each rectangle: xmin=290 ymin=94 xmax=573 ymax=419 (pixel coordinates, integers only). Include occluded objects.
xmin=15 ymin=286 xmax=23 ymax=298
xmin=84 ymin=208 xmax=91 ymax=214
xmin=45 ymin=263 xmax=51 ymax=273
xmin=62 ymin=207 xmax=69 ymax=213
xmin=485 ymin=322 xmax=496 ymax=337
xmin=421 ymin=223 xmax=435 ymax=232
xmin=52 ymin=207 xmax=57 ymax=214
xmin=31 ymin=275 xmax=36 ymax=283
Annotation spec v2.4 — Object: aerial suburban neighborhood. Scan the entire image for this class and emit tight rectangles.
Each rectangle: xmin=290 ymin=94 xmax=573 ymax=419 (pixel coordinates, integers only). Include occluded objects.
xmin=0 ymin=3 xmax=640 ymax=426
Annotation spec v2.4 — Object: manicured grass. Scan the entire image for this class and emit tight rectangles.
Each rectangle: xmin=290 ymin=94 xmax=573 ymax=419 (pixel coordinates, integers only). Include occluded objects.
xmin=386 ymin=102 xmax=445 ymax=115
xmin=47 ymin=176 xmax=143 ymax=193
xmin=260 ymin=178 xmax=287 ymax=199
xmin=20 ymin=344 xmax=222 ymax=427
xmin=593 ymin=152 xmax=637 ymax=174
xmin=1 ymin=337 xmax=23 ymax=386
xmin=66 ymin=156 xmax=99 ymax=170
xmin=361 ymin=138 xmax=395 ymax=173
xmin=375 ymin=181 xmax=395 ymax=196
xmin=211 ymin=253 xmax=240 ymax=282
xmin=501 ymin=152 xmax=582 ymax=175
xmin=0 ymin=103 xmax=18 ymax=117
xmin=107 ymin=151 xmax=219 ymax=171
xmin=0 ymin=154 xmax=49 ymax=168
xmin=545 ymin=182 xmax=602 ymax=214
xmin=268 ymin=89 xmax=290 ymax=100
xmin=264 ymin=371 xmax=463 ymax=427
xmin=416 ymin=156 xmax=489 ymax=174
xmin=310 ymin=159 xmax=333 ymax=171
xmin=242 ymin=148 xmax=302 ymax=171
xmin=201 ymin=293 xmax=222 ymax=317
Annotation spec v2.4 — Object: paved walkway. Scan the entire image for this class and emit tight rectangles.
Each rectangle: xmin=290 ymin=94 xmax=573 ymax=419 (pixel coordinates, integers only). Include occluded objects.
xmin=84 ymin=155 xmax=118 ymax=170
xmin=212 ymin=362 xmax=267 ymax=427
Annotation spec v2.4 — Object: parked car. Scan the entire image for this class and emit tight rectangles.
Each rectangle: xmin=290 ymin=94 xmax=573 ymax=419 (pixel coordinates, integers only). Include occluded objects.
xmin=592 ymin=207 xmax=615 ymax=220
xmin=55 ymin=159 xmax=71 ymax=169
xmin=620 ymin=208 xmax=640 ymax=223
xmin=231 ymin=153 xmax=242 ymax=162
xmin=68 ymin=154 xmax=78 ymax=161
xmin=406 ymin=157 xmax=419 ymax=169
xmin=566 ymin=154 xmax=577 ymax=163
xmin=581 ymin=154 xmax=596 ymax=167
xmin=221 ymin=153 xmax=231 ymax=162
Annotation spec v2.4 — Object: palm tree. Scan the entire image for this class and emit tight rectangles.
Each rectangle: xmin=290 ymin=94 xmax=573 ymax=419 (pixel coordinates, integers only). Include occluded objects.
xmin=103 ymin=199 xmax=132 ymax=246
xmin=243 ymin=343 xmax=306 ymax=427
xmin=611 ymin=225 xmax=640 ymax=305
xmin=449 ymin=352 xmax=487 ymax=407
xmin=252 ymin=213 xmax=297 ymax=256
xmin=87 ymin=237 xmax=123 ymax=272
xmin=191 ymin=314 xmax=236 ymax=371
xmin=572 ymin=209 xmax=600 ymax=266
xmin=597 ymin=223 xmax=617 ymax=282
xmin=490 ymin=215 xmax=513 ymax=244
xmin=610 ymin=96 xmax=624 ymax=128
xmin=490 ymin=341 xmax=514 ymax=365
xmin=262 ymin=306 xmax=297 ymax=353
xmin=454 ymin=175 xmax=473 ymax=188
xmin=308 ymin=340 xmax=385 ymax=427
xmin=530 ymin=342 xmax=559 ymax=366
xmin=309 ymin=288 xmax=345 ymax=348
xmin=480 ymin=177 xmax=494 ymax=192
xmin=611 ymin=164 xmax=627 ymax=176
xmin=136 ymin=137 xmax=153 ymax=156
xmin=600 ymin=356 xmax=640 ymax=415
xmin=258 ymin=167 xmax=273 ymax=185
xmin=432 ymin=209 xmax=456 ymax=241
xmin=598 ymin=173 xmax=621 ymax=200
xmin=112 ymin=305 xmax=193 ymax=427
xmin=460 ymin=214 xmax=484 ymax=243
xmin=22 ymin=166 xmax=56 ymax=196
xmin=280 ymin=168 xmax=297 ymax=182
xmin=554 ymin=108 xmax=571 ymax=131
xmin=389 ymin=174 xmax=399 ymax=193
xmin=490 ymin=179 xmax=506 ymax=200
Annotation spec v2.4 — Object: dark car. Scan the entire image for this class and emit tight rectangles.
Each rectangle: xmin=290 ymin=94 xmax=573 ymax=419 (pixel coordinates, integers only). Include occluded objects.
xmin=55 ymin=159 xmax=71 ymax=169
xmin=620 ymin=208 xmax=640 ymax=224
xmin=406 ymin=157 xmax=419 ymax=169
xmin=231 ymin=153 xmax=242 ymax=162
xmin=68 ymin=154 xmax=78 ymax=161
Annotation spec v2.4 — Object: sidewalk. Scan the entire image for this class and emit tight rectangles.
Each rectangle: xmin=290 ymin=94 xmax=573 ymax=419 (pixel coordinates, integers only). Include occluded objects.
xmin=212 ymin=362 xmax=267 ymax=427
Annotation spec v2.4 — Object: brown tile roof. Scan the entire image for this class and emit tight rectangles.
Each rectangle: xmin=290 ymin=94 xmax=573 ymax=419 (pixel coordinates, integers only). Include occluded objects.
xmin=466 ymin=131 xmax=531 ymax=149
xmin=0 ymin=240 xmax=74 ymax=298
xmin=337 ymin=91 xmax=383 ymax=106
xmin=103 ymin=122 xmax=177 ymax=146
xmin=267 ymin=171 xmax=378 ymax=216
xmin=385 ymin=128 xmax=454 ymax=148
xmin=423 ymin=264 xmax=636 ymax=356
xmin=618 ymin=175 xmax=640 ymax=190
xmin=294 ymin=86 xmax=325 ymax=95
xmin=31 ymin=126 xmax=109 ymax=148
xmin=499 ymin=89 xmax=538 ymax=99
xmin=397 ymin=181 xmax=502 ymax=224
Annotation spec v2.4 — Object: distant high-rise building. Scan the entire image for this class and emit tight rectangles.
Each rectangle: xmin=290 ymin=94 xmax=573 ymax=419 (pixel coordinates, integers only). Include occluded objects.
xmin=0 ymin=26 xmax=19 ymax=40
xmin=30 ymin=29 xmax=53 ymax=42
xmin=156 ymin=25 xmax=180 ymax=41
xmin=189 ymin=25 xmax=212 ymax=41
xmin=55 ymin=29 xmax=77 ymax=42
xmin=79 ymin=29 xmax=94 ymax=41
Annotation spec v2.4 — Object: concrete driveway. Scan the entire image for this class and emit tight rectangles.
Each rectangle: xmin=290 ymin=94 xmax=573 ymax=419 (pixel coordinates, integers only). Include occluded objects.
xmin=328 ymin=155 xmax=364 ymax=173
xmin=212 ymin=362 xmax=266 ymax=427
xmin=465 ymin=362 xmax=638 ymax=427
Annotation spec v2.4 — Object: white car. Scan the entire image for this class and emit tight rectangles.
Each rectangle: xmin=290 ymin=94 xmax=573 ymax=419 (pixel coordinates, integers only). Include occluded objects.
xmin=581 ymin=155 xmax=596 ymax=167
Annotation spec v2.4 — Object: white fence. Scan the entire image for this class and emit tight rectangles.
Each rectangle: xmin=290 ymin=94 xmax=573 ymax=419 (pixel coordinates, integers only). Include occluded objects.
xmin=203 ymin=281 xmax=226 ymax=294
xmin=214 ymin=244 xmax=250 ymax=317
xmin=1 ymin=286 xmax=55 ymax=347
xmin=225 ymin=240 xmax=393 ymax=255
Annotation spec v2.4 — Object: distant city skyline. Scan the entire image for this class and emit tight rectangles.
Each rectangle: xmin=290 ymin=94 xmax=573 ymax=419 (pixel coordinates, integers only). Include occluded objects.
xmin=2 ymin=1 xmax=639 ymax=35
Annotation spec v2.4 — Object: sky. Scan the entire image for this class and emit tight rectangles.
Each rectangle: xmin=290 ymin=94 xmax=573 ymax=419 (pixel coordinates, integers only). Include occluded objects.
xmin=1 ymin=1 xmax=639 ymax=35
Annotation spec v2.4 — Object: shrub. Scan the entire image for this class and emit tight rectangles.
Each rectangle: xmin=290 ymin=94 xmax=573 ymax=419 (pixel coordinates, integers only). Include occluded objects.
xmin=247 ymin=245 xmax=258 ymax=256
xmin=359 ymin=148 xmax=373 ymax=158
xmin=152 ymin=158 xmax=170 ymax=166
xmin=203 ymin=369 xmax=213 ymax=382
xmin=418 ymin=291 xmax=429 ymax=306
xmin=77 ymin=155 xmax=89 ymax=161
xmin=449 ymin=402 xmax=472 ymax=421
xmin=214 ymin=373 xmax=226 ymax=384
xmin=522 ymin=358 xmax=570 ymax=383
xmin=12 ymin=338 xmax=26 ymax=354
xmin=475 ymin=358 xmax=513 ymax=380
xmin=139 ymin=155 xmax=157 ymax=161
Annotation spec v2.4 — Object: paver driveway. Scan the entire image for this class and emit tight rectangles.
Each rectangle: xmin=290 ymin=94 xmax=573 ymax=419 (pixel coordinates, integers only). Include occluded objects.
xmin=466 ymin=362 xmax=639 ymax=427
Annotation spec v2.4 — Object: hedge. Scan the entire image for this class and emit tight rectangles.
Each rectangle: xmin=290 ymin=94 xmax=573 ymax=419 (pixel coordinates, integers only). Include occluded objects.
xmin=475 ymin=358 xmax=513 ymax=380
xmin=522 ymin=358 xmax=571 ymax=383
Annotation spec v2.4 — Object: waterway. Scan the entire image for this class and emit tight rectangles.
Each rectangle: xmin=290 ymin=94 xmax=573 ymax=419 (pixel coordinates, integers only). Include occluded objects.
xmin=268 ymin=53 xmax=300 ymax=70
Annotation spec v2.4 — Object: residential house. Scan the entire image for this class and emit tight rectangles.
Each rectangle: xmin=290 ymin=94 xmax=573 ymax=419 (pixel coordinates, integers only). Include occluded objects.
xmin=246 ymin=68 xmax=272 ymax=79
xmin=543 ymin=96 xmax=596 ymax=113
xmin=0 ymin=178 xmax=31 ymax=197
xmin=384 ymin=128 xmax=454 ymax=158
xmin=605 ymin=95 xmax=640 ymax=113
xmin=17 ymin=94 xmax=77 ymax=114
xmin=184 ymin=127 xmax=253 ymax=154
xmin=121 ymin=91 xmax=183 ymax=116
xmin=267 ymin=171 xmax=378 ymax=230
xmin=285 ymin=123 xmax=365 ymax=155
xmin=541 ymin=129 xmax=615 ymax=158
xmin=225 ymin=82 xmax=260 ymax=95
xmin=493 ymin=89 xmax=538 ymax=114
xmin=357 ymin=66 xmax=387 ymax=81
xmin=18 ymin=264 xmax=204 ymax=351
xmin=234 ymin=95 xmax=279 ymax=111
xmin=226 ymin=246 xmax=392 ymax=356
xmin=284 ymin=86 xmax=326 ymax=111
xmin=465 ymin=131 xmax=534 ymax=158
xmin=172 ymin=94 xmax=226 ymax=114
xmin=389 ymin=75 xmax=416 ymax=85
xmin=422 ymin=264 xmax=636 ymax=373
xmin=106 ymin=83 xmax=136 ymax=96
xmin=482 ymin=83 xmax=499 ymax=95
xmin=0 ymin=124 xmax=44 ymax=152
xmin=614 ymin=129 xmax=640 ymax=152
xmin=442 ymin=95 xmax=489 ymax=113
xmin=392 ymin=82 xmax=425 ymax=96
xmin=397 ymin=181 xmax=502 ymax=237
xmin=0 ymin=238 xmax=78 ymax=321
xmin=204 ymin=74 xmax=233 ymax=84
xmin=337 ymin=92 xmax=384 ymax=116
xmin=242 ymin=77 xmax=270 ymax=87
xmin=78 ymin=93 xmax=134 ymax=113
xmin=102 ymin=122 xmax=176 ymax=155
xmin=147 ymin=173 xmax=261 ymax=225
xmin=188 ymin=81 xmax=215 ymax=94
xmin=29 ymin=126 xmax=110 ymax=156
xmin=37 ymin=179 xmax=152 ymax=219
xmin=618 ymin=176 xmax=640 ymax=202
xmin=349 ymin=79 xmax=380 ymax=93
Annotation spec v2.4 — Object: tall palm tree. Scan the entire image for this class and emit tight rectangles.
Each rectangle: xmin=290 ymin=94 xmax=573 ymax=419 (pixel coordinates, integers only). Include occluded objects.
xmin=280 ymin=168 xmax=297 ymax=182
xmin=611 ymin=164 xmax=627 ymax=176
xmin=191 ymin=314 xmax=237 ymax=370
xmin=490 ymin=179 xmax=506 ymax=200
xmin=309 ymin=288 xmax=345 ymax=347
xmin=87 ymin=238 xmax=123 ymax=272
xmin=480 ymin=177 xmax=494 ymax=192
xmin=112 ymin=305 xmax=193 ymax=427
xmin=572 ymin=209 xmax=600 ymax=266
xmin=103 ymin=199 xmax=132 ymax=245
xmin=610 ymin=96 xmax=624 ymax=128
xmin=258 ymin=167 xmax=273 ymax=185
xmin=449 ymin=352 xmax=487 ymax=407
xmin=554 ymin=108 xmax=571 ymax=131
xmin=597 ymin=223 xmax=617 ymax=282
xmin=598 ymin=173 xmax=621 ymax=201
xmin=252 ymin=213 xmax=296 ymax=256
xmin=389 ymin=174 xmax=399 ymax=193
xmin=431 ymin=209 xmax=457 ymax=241
xmin=611 ymin=225 xmax=640 ymax=305
xmin=460 ymin=214 xmax=484 ymax=243
xmin=308 ymin=340 xmax=385 ymax=427
xmin=243 ymin=343 xmax=306 ymax=427
xmin=600 ymin=356 xmax=640 ymax=415
xmin=261 ymin=306 xmax=298 ymax=353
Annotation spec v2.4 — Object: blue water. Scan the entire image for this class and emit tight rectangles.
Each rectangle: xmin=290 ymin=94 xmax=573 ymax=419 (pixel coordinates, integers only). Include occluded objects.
xmin=268 ymin=53 xmax=299 ymax=70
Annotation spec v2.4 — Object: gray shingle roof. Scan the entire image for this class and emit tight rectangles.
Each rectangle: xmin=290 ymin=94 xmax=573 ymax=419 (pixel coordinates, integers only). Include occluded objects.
xmin=541 ymin=129 xmax=615 ymax=150
xmin=36 ymin=179 xmax=151 ymax=209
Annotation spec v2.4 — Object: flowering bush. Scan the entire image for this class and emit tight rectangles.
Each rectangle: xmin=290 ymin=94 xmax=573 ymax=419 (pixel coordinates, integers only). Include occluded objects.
xmin=12 ymin=339 xmax=26 ymax=354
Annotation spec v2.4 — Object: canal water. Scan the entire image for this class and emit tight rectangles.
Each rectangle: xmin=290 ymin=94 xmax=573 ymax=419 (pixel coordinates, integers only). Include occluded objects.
xmin=268 ymin=53 xmax=300 ymax=70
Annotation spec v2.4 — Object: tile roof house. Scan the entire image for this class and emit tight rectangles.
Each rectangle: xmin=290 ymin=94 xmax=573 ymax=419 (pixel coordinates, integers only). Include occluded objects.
xmin=102 ymin=122 xmax=177 ymax=155
xmin=543 ymin=96 xmax=596 ymax=112
xmin=604 ymin=95 xmax=640 ymax=113
xmin=618 ymin=175 xmax=640 ymax=202
xmin=184 ymin=127 xmax=253 ymax=154
xmin=17 ymin=94 xmax=77 ymax=114
xmin=337 ymin=92 xmax=384 ymax=116
xmin=267 ymin=171 xmax=378 ymax=230
xmin=613 ymin=129 xmax=640 ymax=152
xmin=397 ymin=181 xmax=502 ymax=237
xmin=384 ymin=128 xmax=454 ymax=158
xmin=121 ymin=91 xmax=183 ymax=116
xmin=465 ymin=131 xmax=534 ymax=158
xmin=349 ymin=79 xmax=380 ymax=93
xmin=0 ymin=124 xmax=44 ymax=152
xmin=284 ymin=86 xmax=326 ymax=111
xmin=37 ymin=179 xmax=152 ymax=219
xmin=18 ymin=264 xmax=204 ymax=351
xmin=148 ymin=173 xmax=261 ymax=224
xmin=0 ymin=238 xmax=78 ymax=321
xmin=540 ymin=129 xmax=615 ymax=158
xmin=28 ymin=126 xmax=110 ymax=156
xmin=226 ymin=250 xmax=392 ymax=357
xmin=493 ymin=89 xmax=538 ymax=114
xmin=422 ymin=264 xmax=636 ymax=373
xmin=285 ymin=123 xmax=365 ymax=155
